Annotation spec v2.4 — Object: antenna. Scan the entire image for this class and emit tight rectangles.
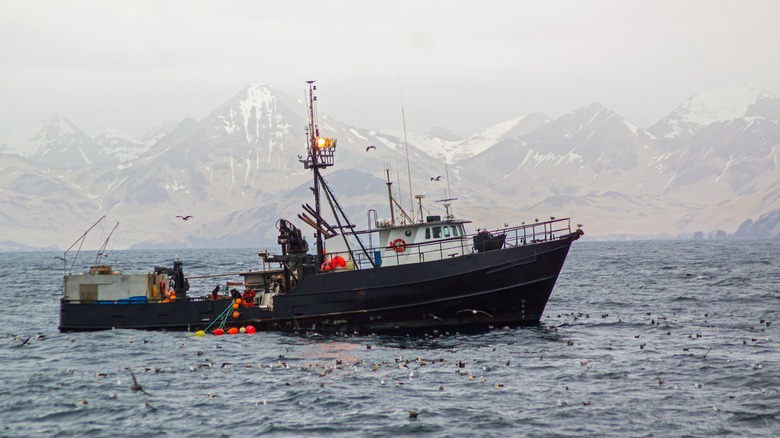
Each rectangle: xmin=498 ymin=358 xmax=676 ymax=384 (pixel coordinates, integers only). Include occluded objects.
xmin=401 ymin=106 xmax=414 ymax=217
xmin=396 ymin=165 xmax=405 ymax=224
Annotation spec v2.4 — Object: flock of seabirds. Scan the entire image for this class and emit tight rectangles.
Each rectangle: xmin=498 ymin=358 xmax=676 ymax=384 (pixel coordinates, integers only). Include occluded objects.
xmin=9 ymin=309 xmax=774 ymax=419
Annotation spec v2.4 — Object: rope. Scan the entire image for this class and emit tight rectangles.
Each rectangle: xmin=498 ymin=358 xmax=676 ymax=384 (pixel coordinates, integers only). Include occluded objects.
xmin=203 ymin=299 xmax=236 ymax=332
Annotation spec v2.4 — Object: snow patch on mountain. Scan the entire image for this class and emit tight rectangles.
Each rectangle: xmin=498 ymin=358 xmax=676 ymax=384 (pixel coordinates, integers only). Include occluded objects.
xmin=0 ymin=115 xmax=80 ymax=158
xmin=456 ymin=115 xmax=530 ymax=159
xmin=649 ymin=84 xmax=775 ymax=140
xmin=94 ymin=127 xmax=151 ymax=162
xmin=378 ymin=113 xmax=551 ymax=163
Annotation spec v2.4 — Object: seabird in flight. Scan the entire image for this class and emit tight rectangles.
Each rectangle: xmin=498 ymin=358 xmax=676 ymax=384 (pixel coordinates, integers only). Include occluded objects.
xmin=129 ymin=370 xmax=150 ymax=395
xmin=457 ymin=309 xmax=494 ymax=318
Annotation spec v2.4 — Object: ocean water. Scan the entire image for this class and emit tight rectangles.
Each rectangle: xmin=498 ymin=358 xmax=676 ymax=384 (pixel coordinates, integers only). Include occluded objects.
xmin=1 ymin=240 xmax=779 ymax=437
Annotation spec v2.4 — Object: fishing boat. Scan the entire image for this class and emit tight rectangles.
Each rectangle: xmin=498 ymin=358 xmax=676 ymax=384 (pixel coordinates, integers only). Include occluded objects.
xmin=58 ymin=81 xmax=583 ymax=333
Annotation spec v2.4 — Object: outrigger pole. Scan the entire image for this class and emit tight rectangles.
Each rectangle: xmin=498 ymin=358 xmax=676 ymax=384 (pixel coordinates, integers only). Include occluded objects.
xmin=63 ymin=215 xmax=106 ymax=276
xmin=95 ymin=222 xmax=119 ymax=267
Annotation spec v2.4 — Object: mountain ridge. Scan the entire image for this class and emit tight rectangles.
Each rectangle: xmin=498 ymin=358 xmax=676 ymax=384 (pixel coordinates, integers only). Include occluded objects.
xmin=0 ymin=83 xmax=778 ymax=250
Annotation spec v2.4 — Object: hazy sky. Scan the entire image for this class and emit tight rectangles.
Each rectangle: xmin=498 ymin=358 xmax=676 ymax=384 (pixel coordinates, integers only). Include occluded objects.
xmin=2 ymin=0 xmax=779 ymax=138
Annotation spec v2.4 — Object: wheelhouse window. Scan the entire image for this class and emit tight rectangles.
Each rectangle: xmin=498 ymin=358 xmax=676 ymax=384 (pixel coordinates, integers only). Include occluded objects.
xmin=432 ymin=227 xmax=442 ymax=238
xmin=451 ymin=226 xmax=459 ymax=237
xmin=443 ymin=227 xmax=451 ymax=237
xmin=425 ymin=228 xmax=431 ymax=239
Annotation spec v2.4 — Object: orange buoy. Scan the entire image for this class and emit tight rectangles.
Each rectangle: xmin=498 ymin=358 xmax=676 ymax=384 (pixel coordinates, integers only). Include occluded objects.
xmin=236 ymin=298 xmax=242 ymax=305
xmin=246 ymin=325 xmax=256 ymax=334
xmin=233 ymin=311 xmax=240 ymax=319
xmin=227 ymin=327 xmax=239 ymax=335
xmin=213 ymin=328 xmax=225 ymax=336
xmin=334 ymin=256 xmax=346 ymax=268
xmin=169 ymin=294 xmax=176 ymax=300
xmin=233 ymin=303 xmax=239 ymax=310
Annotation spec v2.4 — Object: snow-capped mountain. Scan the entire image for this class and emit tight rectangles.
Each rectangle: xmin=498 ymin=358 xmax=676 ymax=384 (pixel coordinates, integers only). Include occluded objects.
xmin=451 ymin=113 xmax=551 ymax=163
xmin=459 ymin=103 xmax=662 ymax=198
xmin=0 ymin=115 xmax=105 ymax=169
xmin=648 ymin=84 xmax=779 ymax=142
xmin=0 ymin=115 xmax=180 ymax=168
xmin=94 ymin=128 xmax=151 ymax=163
xmin=656 ymin=116 xmax=780 ymax=202
xmin=378 ymin=112 xmax=551 ymax=163
xmin=0 ymin=83 xmax=778 ymax=249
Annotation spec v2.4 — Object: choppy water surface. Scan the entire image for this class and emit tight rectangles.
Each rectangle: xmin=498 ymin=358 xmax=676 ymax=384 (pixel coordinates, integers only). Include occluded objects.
xmin=1 ymin=240 xmax=779 ymax=437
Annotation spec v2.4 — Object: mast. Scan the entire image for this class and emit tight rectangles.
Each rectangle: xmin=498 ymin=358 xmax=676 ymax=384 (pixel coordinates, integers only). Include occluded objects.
xmin=301 ymin=80 xmax=336 ymax=261
xmin=384 ymin=166 xmax=395 ymax=225
xmin=444 ymin=156 xmax=455 ymax=219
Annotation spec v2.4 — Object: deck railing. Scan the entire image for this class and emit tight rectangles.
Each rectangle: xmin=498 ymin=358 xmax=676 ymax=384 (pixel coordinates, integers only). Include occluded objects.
xmin=330 ymin=218 xmax=573 ymax=270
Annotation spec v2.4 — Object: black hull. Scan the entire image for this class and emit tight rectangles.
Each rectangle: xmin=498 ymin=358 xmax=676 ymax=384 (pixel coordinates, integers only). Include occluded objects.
xmin=59 ymin=233 xmax=577 ymax=333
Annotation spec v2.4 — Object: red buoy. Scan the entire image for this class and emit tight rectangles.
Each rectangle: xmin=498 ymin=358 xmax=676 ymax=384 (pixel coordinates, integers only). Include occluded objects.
xmin=213 ymin=328 xmax=225 ymax=336
xmin=246 ymin=325 xmax=256 ymax=334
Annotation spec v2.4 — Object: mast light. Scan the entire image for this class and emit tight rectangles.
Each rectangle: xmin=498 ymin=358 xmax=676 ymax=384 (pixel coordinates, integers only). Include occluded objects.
xmin=316 ymin=137 xmax=336 ymax=149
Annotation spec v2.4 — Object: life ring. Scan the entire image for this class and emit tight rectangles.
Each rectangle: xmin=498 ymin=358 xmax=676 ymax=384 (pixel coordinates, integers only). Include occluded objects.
xmin=391 ymin=238 xmax=406 ymax=253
